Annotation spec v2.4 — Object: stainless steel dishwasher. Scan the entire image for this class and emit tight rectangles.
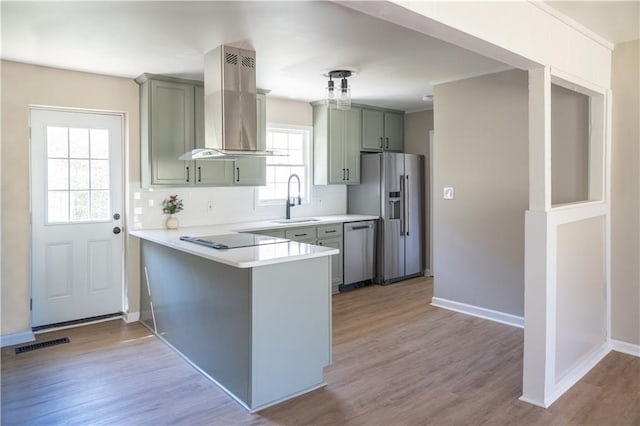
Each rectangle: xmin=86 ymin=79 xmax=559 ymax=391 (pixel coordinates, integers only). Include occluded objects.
xmin=342 ymin=220 xmax=376 ymax=290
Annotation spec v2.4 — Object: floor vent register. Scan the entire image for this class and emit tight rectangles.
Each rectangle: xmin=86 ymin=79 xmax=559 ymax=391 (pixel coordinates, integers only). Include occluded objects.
xmin=15 ymin=337 xmax=70 ymax=354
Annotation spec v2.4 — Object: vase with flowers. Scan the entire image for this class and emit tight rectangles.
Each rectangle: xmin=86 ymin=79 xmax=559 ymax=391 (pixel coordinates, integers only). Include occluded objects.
xmin=162 ymin=194 xmax=184 ymax=229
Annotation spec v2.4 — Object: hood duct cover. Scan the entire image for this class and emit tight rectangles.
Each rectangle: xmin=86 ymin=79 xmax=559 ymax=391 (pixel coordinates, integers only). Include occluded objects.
xmin=180 ymin=45 xmax=273 ymax=160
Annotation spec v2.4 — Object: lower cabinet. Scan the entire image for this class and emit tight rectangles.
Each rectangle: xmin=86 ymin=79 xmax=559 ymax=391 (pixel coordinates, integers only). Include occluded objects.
xmin=253 ymin=223 xmax=344 ymax=294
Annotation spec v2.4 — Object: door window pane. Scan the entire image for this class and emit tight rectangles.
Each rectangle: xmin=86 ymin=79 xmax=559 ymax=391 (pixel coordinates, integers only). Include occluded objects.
xmin=47 ymin=127 xmax=68 ymax=158
xmin=90 ymin=129 xmax=109 ymax=159
xmin=48 ymin=191 xmax=69 ymax=223
xmin=90 ymin=160 xmax=109 ymax=189
xmin=48 ymin=159 xmax=69 ymax=190
xmin=46 ymin=125 xmax=112 ymax=223
xmin=90 ymin=191 xmax=110 ymax=220
xmin=69 ymin=160 xmax=90 ymax=190
xmin=69 ymin=128 xmax=89 ymax=158
xmin=70 ymin=191 xmax=90 ymax=221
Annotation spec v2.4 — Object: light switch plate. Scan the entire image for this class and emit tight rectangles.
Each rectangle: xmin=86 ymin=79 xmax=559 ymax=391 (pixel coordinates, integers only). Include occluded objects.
xmin=443 ymin=187 xmax=455 ymax=200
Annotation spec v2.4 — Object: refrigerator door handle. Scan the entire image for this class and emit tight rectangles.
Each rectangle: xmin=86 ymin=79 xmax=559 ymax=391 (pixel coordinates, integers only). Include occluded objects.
xmin=400 ymin=175 xmax=405 ymax=236
xmin=405 ymin=175 xmax=410 ymax=236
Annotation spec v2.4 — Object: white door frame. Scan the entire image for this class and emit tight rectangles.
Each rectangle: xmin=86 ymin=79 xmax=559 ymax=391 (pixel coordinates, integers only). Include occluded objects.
xmin=29 ymin=105 xmax=128 ymax=328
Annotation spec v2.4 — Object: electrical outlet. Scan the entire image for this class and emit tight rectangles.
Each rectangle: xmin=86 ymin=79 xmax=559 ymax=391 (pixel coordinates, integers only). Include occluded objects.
xmin=443 ymin=187 xmax=455 ymax=200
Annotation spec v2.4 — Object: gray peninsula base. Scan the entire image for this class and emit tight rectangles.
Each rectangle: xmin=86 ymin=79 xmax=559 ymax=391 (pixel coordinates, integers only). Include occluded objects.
xmin=139 ymin=240 xmax=332 ymax=412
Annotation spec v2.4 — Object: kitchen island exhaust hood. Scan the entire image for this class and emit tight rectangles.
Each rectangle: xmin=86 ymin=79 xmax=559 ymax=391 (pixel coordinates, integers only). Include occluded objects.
xmin=180 ymin=45 xmax=274 ymax=160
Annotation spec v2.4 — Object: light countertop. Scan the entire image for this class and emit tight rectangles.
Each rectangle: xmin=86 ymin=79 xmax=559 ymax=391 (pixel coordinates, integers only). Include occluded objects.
xmin=130 ymin=214 xmax=378 ymax=269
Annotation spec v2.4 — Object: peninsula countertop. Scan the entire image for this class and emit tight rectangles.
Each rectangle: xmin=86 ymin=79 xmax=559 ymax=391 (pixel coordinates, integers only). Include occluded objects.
xmin=129 ymin=214 xmax=378 ymax=269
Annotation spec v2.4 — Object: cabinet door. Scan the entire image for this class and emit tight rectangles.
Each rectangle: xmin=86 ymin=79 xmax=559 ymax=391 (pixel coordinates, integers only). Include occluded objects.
xmin=384 ymin=112 xmax=404 ymax=152
xmin=150 ymin=80 xmax=194 ymax=185
xmin=317 ymin=237 xmax=343 ymax=285
xmin=234 ymin=157 xmax=266 ymax=186
xmin=361 ymin=109 xmax=384 ymax=151
xmin=194 ymin=85 xmax=234 ymax=185
xmin=344 ymin=107 xmax=361 ymax=184
xmin=328 ymin=109 xmax=346 ymax=184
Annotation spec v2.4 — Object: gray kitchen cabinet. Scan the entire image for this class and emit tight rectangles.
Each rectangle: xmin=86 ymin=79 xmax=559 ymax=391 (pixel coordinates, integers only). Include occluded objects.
xmin=285 ymin=226 xmax=316 ymax=244
xmin=317 ymin=237 xmax=343 ymax=292
xmin=137 ymin=74 xmax=266 ymax=187
xmin=384 ymin=112 xmax=404 ymax=152
xmin=233 ymin=92 xmax=267 ymax=186
xmin=362 ymin=109 xmax=385 ymax=151
xmin=252 ymin=222 xmax=344 ymax=293
xmin=194 ymin=85 xmax=235 ymax=185
xmin=313 ymin=103 xmax=361 ymax=185
xmin=361 ymin=107 xmax=404 ymax=153
xmin=139 ymin=76 xmax=196 ymax=186
xmin=316 ymin=223 xmax=343 ymax=292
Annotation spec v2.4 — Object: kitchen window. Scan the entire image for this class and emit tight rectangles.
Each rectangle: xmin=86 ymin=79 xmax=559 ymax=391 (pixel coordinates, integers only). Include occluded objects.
xmin=257 ymin=125 xmax=312 ymax=204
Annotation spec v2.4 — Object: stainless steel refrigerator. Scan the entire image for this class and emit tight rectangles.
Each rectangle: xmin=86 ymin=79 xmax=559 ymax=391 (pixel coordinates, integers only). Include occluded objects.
xmin=348 ymin=152 xmax=423 ymax=284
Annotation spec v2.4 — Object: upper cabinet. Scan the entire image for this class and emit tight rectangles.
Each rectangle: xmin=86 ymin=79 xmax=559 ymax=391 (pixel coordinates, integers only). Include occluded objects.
xmin=313 ymin=104 xmax=361 ymax=185
xmin=137 ymin=74 xmax=266 ymax=187
xmin=361 ymin=107 xmax=404 ymax=152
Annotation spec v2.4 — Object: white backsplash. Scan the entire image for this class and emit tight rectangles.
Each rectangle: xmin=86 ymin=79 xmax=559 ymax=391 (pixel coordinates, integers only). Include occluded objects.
xmin=130 ymin=182 xmax=347 ymax=230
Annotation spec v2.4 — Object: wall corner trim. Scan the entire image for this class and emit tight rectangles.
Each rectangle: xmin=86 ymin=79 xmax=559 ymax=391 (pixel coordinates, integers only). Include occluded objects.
xmin=546 ymin=342 xmax=610 ymax=407
xmin=611 ymin=339 xmax=640 ymax=357
xmin=125 ymin=312 xmax=140 ymax=323
xmin=1 ymin=331 xmax=36 ymax=348
xmin=431 ymin=297 xmax=524 ymax=328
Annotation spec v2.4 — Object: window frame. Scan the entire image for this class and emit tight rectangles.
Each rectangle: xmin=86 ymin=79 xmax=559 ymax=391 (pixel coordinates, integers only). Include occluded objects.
xmin=256 ymin=123 xmax=313 ymax=206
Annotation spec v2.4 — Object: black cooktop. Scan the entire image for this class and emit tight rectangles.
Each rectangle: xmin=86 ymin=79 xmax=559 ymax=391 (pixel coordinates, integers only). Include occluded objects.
xmin=179 ymin=233 xmax=289 ymax=250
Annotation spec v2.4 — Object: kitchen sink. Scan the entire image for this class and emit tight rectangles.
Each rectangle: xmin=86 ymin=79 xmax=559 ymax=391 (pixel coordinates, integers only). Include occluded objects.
xmin=271 ymin=218 xmax=320 ymax=224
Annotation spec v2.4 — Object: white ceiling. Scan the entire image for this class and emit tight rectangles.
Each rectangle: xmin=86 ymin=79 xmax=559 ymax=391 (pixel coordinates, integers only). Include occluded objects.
xmin=545 ymin=1 xmax=640 ymax=44
xmin=1 ymin=1 xmax=512 ymax=111
xmin=4 ymin=2 xmax=636 ymax=111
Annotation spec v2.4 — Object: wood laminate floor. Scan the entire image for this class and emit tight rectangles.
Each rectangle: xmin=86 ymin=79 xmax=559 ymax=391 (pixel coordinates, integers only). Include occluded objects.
xmin=2 ymin=277 xmax=639 ymax=425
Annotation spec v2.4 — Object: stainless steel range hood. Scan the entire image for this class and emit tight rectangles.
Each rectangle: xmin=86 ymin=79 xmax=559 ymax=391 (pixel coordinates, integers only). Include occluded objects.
xmin=180 ymin=45 xmax=273 ymax=160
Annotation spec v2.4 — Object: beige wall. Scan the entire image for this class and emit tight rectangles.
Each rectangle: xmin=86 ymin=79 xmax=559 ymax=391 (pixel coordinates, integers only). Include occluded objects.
xmin=266 ymin=97 xmax=312 ymax=126
xmin=551 ymin=85 xmax=589 ymax=205
xmin=404 ymin=109 xmax=433 ymax=272
xmin=611 ymin=39 xmax=640 ymax=346
xmin=433 ymin=69 xmax=528 ymax=316
xmin=1 ymin=61 xmax=140 ymax=335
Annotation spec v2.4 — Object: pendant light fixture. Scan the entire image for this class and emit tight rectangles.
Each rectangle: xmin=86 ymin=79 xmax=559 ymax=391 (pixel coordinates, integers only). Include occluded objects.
xmin=324 ymin=70 xmax=353 ymax=110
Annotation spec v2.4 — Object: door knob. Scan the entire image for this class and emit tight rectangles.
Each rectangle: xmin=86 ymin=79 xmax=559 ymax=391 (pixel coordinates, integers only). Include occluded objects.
xmin=113 ymin=227 xmax=122 ymax=235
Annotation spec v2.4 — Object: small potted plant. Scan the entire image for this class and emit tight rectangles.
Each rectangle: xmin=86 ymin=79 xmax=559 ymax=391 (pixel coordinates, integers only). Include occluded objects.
xmin=162 ymin=194 xmax=184 ymax=229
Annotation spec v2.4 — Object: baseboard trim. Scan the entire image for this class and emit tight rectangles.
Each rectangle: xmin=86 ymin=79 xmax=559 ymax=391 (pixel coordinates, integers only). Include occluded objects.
xmin=431 ymin=297 xmax=524 ymax=328
xmin=611 ymin=339 xmax=640 ymax=357
xmin=547 ymin=342 xmax=610 ymax=408
xmin=125 ymin=312 xmax=140 ymax=323
xmin=1 ymin=331 xmax=36 ymax=348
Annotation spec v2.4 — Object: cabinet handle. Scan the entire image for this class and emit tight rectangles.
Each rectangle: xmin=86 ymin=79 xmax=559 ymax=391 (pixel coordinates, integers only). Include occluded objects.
xmin=386 ymin=137 xmax=390 ymax=149
xmin=347 ymin=169 xmax=350 ymax=181
xmin=379 ymin=136 xmax=383 ymax=148
xmin=186 ymin=166 xmax=190 ymax=183
xmin=294 ymin=233 xmax=308 ymax=237
xmin=197 ymin=166 xmax=202 ymax=183
xmin=342 ymin=168 xmax=346 ymax=181
xmin=325 ymin=230 xmax=337 ymax=234
xmin=236 ymin=167 xmax=240 ymax=182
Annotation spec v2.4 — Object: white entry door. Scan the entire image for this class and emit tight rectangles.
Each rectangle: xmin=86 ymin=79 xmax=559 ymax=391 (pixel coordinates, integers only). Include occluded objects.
xmin=30 ymin=108 xmax=124 ymax=327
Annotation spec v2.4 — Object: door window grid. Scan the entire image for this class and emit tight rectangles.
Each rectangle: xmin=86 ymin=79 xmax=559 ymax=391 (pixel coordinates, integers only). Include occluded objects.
xmin=258 ymin=126 xmax=311 ymax=203
xmin=46 ymin=126 xmax=111 ymax=223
